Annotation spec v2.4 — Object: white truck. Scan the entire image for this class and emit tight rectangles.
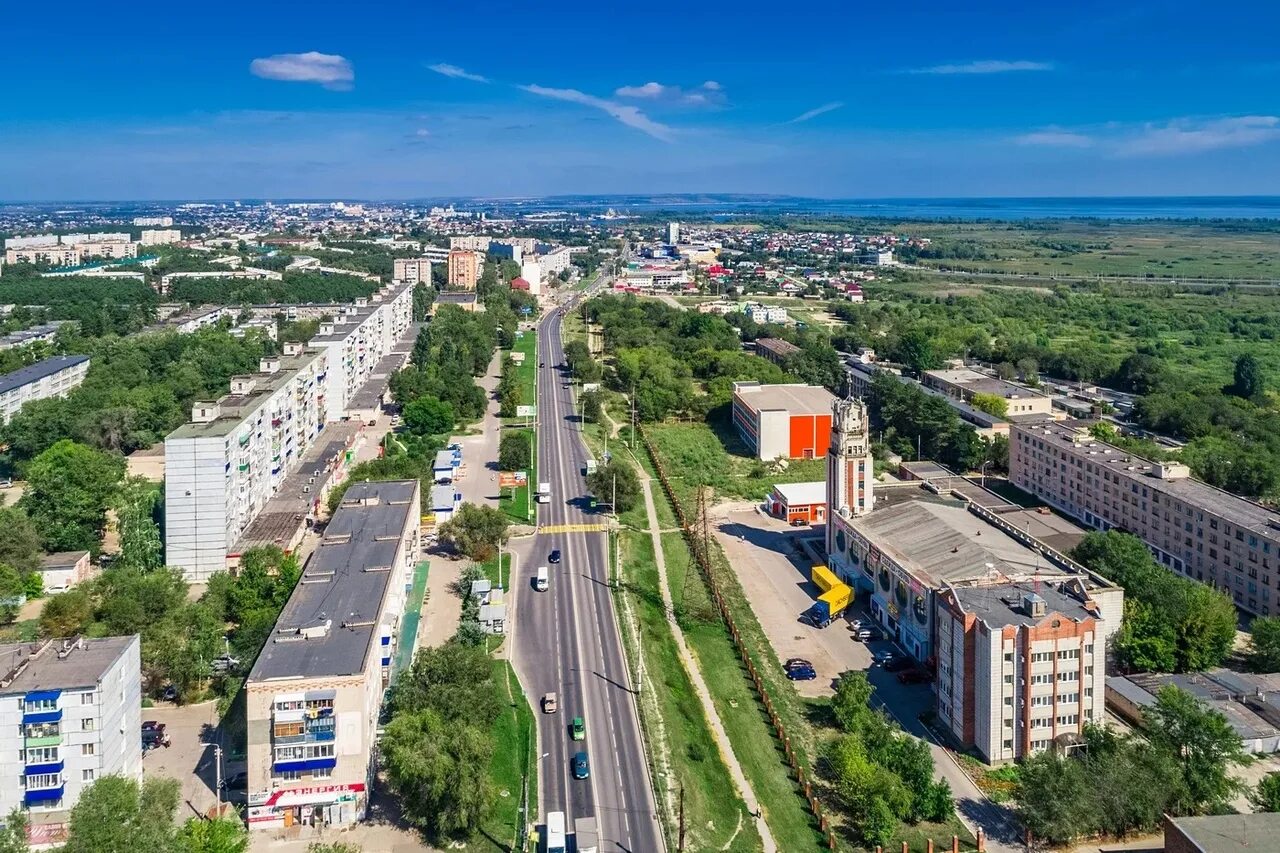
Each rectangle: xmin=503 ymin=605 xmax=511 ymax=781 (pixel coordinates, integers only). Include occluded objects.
xmin=574 ymin=816 xmax=599 ymax=853
xmin=545 ymin=811 xmax=566 ymax=853
xmin=536 ymin=482 xmax=551 ymax=504
xmin=583 ymin=459 xmax=598 ymax=475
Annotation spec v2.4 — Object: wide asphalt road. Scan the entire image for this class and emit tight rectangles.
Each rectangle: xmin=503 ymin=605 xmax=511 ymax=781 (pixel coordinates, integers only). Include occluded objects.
xmin=513 ymin=288 xmax=662 ymax=853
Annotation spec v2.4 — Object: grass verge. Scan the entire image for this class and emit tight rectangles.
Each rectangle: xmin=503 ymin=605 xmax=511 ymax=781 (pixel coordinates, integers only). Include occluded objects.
xmin=613 ymin=528 xmax=762 ymax=852
xmin=502 ymin=330 xmax=538 ymax=427
xmin=499 ymin=427 xmax=537 ymax=524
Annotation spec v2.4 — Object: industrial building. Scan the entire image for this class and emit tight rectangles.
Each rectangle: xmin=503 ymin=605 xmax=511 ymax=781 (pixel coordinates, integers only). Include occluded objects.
xmin=1010 ymin=420 xmax=1280 ymax=617
xmin=164 ymin=346 xmax=330 ymax=581
xmin=245 ymin=480 xmax=420 ymax=832
xmin=731 ymin=381 xmax=836 ymax=461
xmin=846 ymin=362 xmax=1014 ymax=439
xmin=0 ymin=356 xmax=90 ymax=425
xmin=754 ymin=337 xmax=800 ymax=368
xmin=1107 ymin=668 xmax=1280 ymax=755
xmin=764 ymin=481 xmax=826 ymax=525
xmin=923 ymin=369 xmax=1054 ymax=417
xmin=0 ymin=636 xmax=141 ymax=847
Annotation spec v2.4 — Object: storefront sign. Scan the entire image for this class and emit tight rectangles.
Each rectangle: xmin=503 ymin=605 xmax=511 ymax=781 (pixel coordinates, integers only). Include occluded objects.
xmin=263 ymin=782 xmax=365 ymax=807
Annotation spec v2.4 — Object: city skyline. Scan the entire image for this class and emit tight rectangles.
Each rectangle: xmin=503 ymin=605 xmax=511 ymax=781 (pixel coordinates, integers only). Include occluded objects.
xmin=4 ymin=0 xmax=1280 ymax=200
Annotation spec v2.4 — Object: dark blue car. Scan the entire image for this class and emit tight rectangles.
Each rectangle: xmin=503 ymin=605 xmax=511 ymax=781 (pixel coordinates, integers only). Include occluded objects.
xmin=786 ymin=665 xmax=817 ymax=681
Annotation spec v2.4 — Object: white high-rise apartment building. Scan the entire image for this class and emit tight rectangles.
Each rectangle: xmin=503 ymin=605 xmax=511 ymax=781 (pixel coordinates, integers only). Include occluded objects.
xmin=133 ymin=216 xmax=173 ymax=227
xmin=0 ymin=636 xmax=141 ymax=846
xmin=392 ymin=257 xmax=431 ymax=285
xmin=0 ymin=356 xmax=90 ymax=425
xmin=309 ymin=283 xmax=414 ymax=421
xmin=164 ymin=347 xmax=329 ymax=581
xmin=667 ymin=222 xmax=680 ymax=245
xmin=139 ymin=229 xmax=182 ymax=246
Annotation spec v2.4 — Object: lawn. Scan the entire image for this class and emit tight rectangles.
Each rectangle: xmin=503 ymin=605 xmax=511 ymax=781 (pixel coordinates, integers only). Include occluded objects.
xmin=498 ymin=427 xmax=537 ymax=524
xmin=502 ymin=329 xmax=538 ymax=427
xmin=644 ymin=420 xmax=828 ymax=506
xmin=613 ymin=529 xmax=763 ymax=852
xmin=458 ymin=660 xmax=537 ymax=853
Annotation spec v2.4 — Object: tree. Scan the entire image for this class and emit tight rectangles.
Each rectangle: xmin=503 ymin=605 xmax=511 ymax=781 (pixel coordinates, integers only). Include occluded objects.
xmin=1252 ymin=772 xmax=1280 ymax=813
xmin=895 ymin=329 xmax=939 ymax=375
xmin=497 ymin=431 xmax=531 ymax=473
xmin=1016 ymin=357 xmax=1040 ymax=386
xmin=0 ymin=565 xmax=25 ymax=623
xmin=585 ymin=461 xmax=641 ymax=513
xmin=0 ymin=506 xmax=41 ymax=573
xmin=498 ymin=382 xmax=524 ymax=418
xmin=390 ymin=640 xmax=500 ymax=723
xmin=968 ymin=392 xmax=1008 ymax=418
xmin=1247 ymin=616 xmax=1280 ymax=673
xmin=402 ymin=395 xmax=455 ymax=437
xmin=1229 ymin=353 xmax=1265 ymax=400
xmin=62 ymin=775 xmax=179 ymax=853
xmin=831 ymin=671 xmax=875 ymax=733
xmin=1014 ymin=751 xmax=1093 ymax=845
xmin=1113 ymin=352 xmax=1168 ymax=395
xmin=39 ymin=588 xmax=93 ymax=637
xmin=381 ymin=709 xmax=494 ymax=840
xmin=1144 ymin=685 xmax=1245 ymax=815
xmin=581 ymin=390 xmax=603 ymax=424
xmin=0 ymin=807 xmax=28 ymax=853
xmin=437 ymin=503 xmax=510 ymax=562
xmin=114 ymin=478 xmax=163 ymax=574
xmin=19 ymin=440 xmax=125 ymax=553
xmin=175 ymin=814 xmax=249 ymax=853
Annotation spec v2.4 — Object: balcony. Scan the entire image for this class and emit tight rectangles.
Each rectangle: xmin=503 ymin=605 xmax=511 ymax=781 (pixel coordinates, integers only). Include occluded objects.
xmin=23 ymin=785 xmax=63 ymax=806
xmin=24 ymin=761 xmax=63 ymax=777
xmin=272 ymin=757 xmax=336 ymax=774
xmin=22 ymin=709 xmax=61 ymax=726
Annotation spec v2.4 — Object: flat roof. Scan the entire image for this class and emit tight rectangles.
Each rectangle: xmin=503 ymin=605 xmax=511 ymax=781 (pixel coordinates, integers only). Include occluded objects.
xmin=40 ymin=551 xmax=89 ymax=569
xmin=431 ymin=484 xmax=456 ymax=511
xmin=166 ymin=348 xmax=325 ymax=440
xmin=1015 ymin=421 xmax=1280 ymax=536
xmin=1168 ymin=813 xmax=1280 ymax=853
xmin=248 ymin=480 xmax=417 ymax=682
xmin=854 ymin=498 xmax=1068 ymax=587
xmin=772 ymin=480 xmax=826 ymax=505
xmin=951 ymin=581 xmax=1094 ymax=630
xmin=0 ymin=355 xmax=89 ymax=396
xmin=1122 ymin=670 xmax=1279 ymax=742
xmin=755 ymin=337 xmax=800 ymax=357
xmin=733 ymin=382 xmax=835 ymax=415
xmin=346 ymin=324 xmax=419 ymax=412
xmin=0 ymin=636 xmax=135 ymax=695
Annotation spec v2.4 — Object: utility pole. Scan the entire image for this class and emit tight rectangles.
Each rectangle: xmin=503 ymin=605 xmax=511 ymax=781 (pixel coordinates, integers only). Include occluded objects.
xmin=678 ymin=786 xmax=686 ymax=852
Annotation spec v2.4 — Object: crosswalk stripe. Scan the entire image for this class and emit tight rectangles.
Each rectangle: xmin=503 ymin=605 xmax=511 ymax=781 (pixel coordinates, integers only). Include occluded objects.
xmin=539 ymin=523 xmax=608 ymax=534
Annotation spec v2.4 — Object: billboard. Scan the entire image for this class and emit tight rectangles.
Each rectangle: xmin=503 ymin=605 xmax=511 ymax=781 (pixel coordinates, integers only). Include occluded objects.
xmin=516 ymin=405 xmax=537 ymax=418
xmin=499 ymin=471 xmax=529 ymax=489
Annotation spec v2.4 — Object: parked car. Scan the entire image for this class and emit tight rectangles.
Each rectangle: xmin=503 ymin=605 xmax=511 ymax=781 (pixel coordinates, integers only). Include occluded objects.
xmin=897 ymin=668 xmax=932 ymax=685
xmin=883 ymin=655 xmax=913 ymax=673
xmin=220 ymin=771 xmax=248 ymax=791
xmin=872 ymin=649 xmax=898 ymax=666
xmin=141 ymin=721 xmax=171 ymax=750
xmin=786 ymin=665 xmax=817 ymax=681
xmin=572 ymin=751 xmax=590 ymax=780
xmin=789 ymin=519 xmax=808 ymax=527
xmin=783 ymin=658 xmax=813 ymax=671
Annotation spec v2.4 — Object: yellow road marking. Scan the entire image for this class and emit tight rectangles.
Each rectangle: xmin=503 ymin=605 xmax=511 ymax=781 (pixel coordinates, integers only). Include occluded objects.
xmin=539 ymin=523 xmax=608 ymax=534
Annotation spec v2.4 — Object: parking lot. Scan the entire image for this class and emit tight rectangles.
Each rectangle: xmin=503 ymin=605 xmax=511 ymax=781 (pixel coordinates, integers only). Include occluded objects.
xmin=138 ymin=700 xmax=232 ymax=819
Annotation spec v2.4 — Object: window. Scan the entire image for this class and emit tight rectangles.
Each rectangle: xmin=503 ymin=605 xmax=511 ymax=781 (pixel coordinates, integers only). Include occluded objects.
xmin=82 ymin=770 xmax=94 ymax=782
xmin=80 ymin=693 xmax=93 ymax=705
xmin=1057 ymin=714 xmax=1079 ymax=726
xmin=312 ymin=767 xmax=333 ymax=780
xmin=22 ymin=698 xmax=57 ymax=713
xmin=1003 ymin=739 xmax=1014 ymax=751
xmin=24 ymin=747 xmax=59 ymax=763
xmin=1004 ymin=697 xmax=1014 ymax=706
xmin=277 ymin=770 xmax=301 ymax=781
xmin=81 ymin=744 xmax=95 ymax=756
xmin=81 ymin=718 xmax=95 ymax=732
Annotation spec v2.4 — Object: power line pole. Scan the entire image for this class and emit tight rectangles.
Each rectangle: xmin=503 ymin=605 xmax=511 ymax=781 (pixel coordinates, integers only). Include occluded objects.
xmin=678 ymin=785 xmax=686 ymax=852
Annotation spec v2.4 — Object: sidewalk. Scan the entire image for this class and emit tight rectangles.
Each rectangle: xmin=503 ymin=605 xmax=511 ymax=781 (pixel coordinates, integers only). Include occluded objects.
xmin=636 ymin=466 xmax=778 ymax=853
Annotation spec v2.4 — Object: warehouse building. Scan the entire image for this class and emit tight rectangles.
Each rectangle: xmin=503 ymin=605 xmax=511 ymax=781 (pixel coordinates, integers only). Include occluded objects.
xmin=923 ymin=368 xmax=1054 ymax=417
xmin=764 ymin=481 xmax=826 ymax=525
xmin=245 ymin=480 xmax=420 ymax=832
xmin=731 ymin=381 xmax=836 ymax=461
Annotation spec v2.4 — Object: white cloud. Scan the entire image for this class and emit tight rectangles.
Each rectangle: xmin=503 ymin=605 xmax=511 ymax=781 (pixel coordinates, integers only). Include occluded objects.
xmin=521 ymin=84 xmax=674 ymax=141
xmin=428 ymin=63 xmax=489 ymax=83
xmin=910 ymin=60 xmax=1054 ymax=75
xmin=701 ymin=80 xmax=722 ymax=91
xmin=1119 ymin=115 xmax=1280 ymax=156
xmin=615 ymin=81 xmax=668 ymax=99
xmin=1014 ymin=129 xmax=1094 ymax=148
xmin=249 ymin=52 xmax=354 ymax=90
xmin=415 ymin=128 xmax=431 ymax=137
xmin=787 ymin=102 xmax=844 ymax=124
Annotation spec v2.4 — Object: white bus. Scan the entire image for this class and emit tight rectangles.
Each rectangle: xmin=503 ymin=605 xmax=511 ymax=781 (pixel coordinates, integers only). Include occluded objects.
xmin=545 ymin=810 xmax=566 ymax=853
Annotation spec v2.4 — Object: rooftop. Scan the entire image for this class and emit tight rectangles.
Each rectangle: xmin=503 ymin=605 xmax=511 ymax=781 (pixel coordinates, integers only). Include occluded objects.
xmin=39 ymin=551 xmax=89 ymax=570
xmin=772 ymin=480 xmax=826 ymax=505
xmin=1016 ymin=421 xmax=1280 ymax=536
xmin=0 ymin=355 xmax=89 ymax=396
xmin=732 ymin=381 xmax=836 ymax=415
xmin=0 ymin=636 xmax=136 ymax=695
xmin=755 ymin=337 xmax=800 ymax=358
xmin=1167 ymin=813 xmax=1280 ymax=853
xmin=853 ymin=498 xmax=1069 ymax=587
xmin=248 ymin=480 xmax=417 ymax=682
xmin=166 ymin=348 xmax=326 ymax=440
xmin=950 ymin=580 xmax=1096 ymax=630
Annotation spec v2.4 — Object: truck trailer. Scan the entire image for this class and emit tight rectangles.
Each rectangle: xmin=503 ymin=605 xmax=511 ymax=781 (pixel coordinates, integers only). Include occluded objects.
xmin=804 ymin=565 xmax=852 ymax=628
xmin=573 ymin=816 xmax=599 ymax=853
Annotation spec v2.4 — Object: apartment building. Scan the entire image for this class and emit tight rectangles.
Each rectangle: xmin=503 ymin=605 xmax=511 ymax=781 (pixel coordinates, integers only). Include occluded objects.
xmin=538 ymin=246 xmax=572 ymax=276
xmin=924 ymin=369 xmax=1053 ymax=417
xmin=448 ymin=235 xmax=491 ymax=252
xmin=139 ymin=229 xmax=182 ymax=246
xmin=164 ymin=346 xmax=329 ymax=581
xmin=309 ymin=283 xmax=414 ymax=421
xmin=0 ymin=636 xmax=141 ymax=846
xmin=936 ymin=580 xmax=1112 ymax=763
xmin=71 ymin=241 xmax=136 ymax=261
xmin=0 ymin=356 xmax=90 ymax=425
xmin=133 ymin=216 xmax=173 ymax=227
xmin=0 ymin=322 xmax=68 ymax=351
xmin=1010 ymin=421 xmax=1280 ymax=616
xmin=446 ymin=250 xmax=480 ymax=289
xmin=391 ymin=257 xmax=431 ymax=285
xmin=245 ymin=480 xmax=420 ymax=832
xmin=5 ymin=245 xmax=83 ymax=266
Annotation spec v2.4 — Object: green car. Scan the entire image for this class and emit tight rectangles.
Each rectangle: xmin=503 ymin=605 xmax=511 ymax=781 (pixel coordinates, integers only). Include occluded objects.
xmin=571 ymin=716 xmax=585 ymax=741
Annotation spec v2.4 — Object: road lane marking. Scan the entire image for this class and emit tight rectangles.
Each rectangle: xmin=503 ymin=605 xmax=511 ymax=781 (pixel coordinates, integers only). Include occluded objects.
xmin=539 ymin=523 xmax=608 ymax=534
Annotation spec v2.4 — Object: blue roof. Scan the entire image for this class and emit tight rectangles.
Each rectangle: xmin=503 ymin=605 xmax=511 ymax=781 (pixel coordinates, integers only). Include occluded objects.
xmin=22 ymin=710 xmax=61 ymax=725
xmin=23 ymin=690 xmax=61 ymax=703
xmin=0 ymin=356 xmax=89 ymax=396
xmin=23 ymin=785 xmax=63 ymax=805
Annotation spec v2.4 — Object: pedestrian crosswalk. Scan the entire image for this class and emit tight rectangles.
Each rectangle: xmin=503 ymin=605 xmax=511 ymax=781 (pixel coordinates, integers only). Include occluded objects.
xmin=539 ymin=523 xmax=609 ymax=535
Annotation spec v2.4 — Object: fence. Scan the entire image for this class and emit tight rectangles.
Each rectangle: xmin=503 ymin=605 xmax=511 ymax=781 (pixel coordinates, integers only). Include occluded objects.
xmin=640 ymin=426 xmax=841 ymax=851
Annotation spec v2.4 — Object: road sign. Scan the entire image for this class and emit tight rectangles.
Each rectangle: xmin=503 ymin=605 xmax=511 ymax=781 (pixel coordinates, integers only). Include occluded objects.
xmin=582 ymin=383 xmax=600 ymax=393
xmin=516 ymin=405 xmax=537 ymax=418
xmin=499 ymin=471 xmax=528 ymax=488
xmin=520 ymin=306 xmax=533 ymax=315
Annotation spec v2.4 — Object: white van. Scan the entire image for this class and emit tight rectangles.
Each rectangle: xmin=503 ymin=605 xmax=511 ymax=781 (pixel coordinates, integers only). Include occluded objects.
xmin=535 ymin=567 xmax=549 ymax=592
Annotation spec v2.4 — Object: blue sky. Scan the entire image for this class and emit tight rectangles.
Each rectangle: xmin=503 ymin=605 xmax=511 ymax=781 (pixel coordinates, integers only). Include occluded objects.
xmin=3 ymin=0 xmax=1280 ymax=200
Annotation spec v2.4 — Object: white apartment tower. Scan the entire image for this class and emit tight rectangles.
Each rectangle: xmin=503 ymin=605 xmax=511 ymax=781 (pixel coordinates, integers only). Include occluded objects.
xmin=824 ymin=396 xmax=875 ymax=565
xmin=667 ymin=222 xmax=680 ymax=245
xmin=0 ymin=636 xmax=141 ymax=846
xmin=391 ymin=257 xmax=431 ymax=285
xmin=309 ymin=283 xmax=414 ymax=421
